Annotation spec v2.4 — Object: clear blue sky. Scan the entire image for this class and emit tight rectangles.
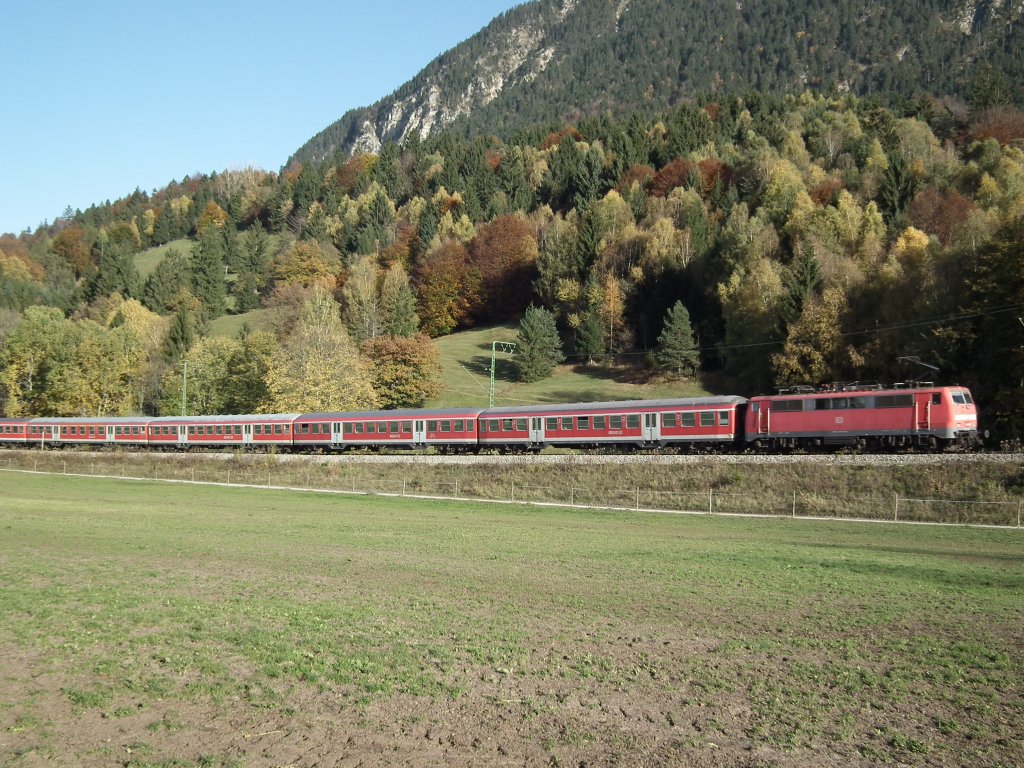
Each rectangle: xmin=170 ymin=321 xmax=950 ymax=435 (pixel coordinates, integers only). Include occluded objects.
xmin=0 ymin=0 xmax=524 ymax=236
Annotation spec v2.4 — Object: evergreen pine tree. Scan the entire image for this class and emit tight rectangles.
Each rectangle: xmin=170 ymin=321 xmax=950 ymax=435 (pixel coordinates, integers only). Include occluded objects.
xmin=380 ymin=265 xmax=420 ymax=337
xmin=90 ymin=241 xmax=141 ymax=300
xmin=513 ymin=305 xmax=564 ymax=383
xmin=880 ymin=151 xmax=917 ymax=227
xmin=654 ymin=301 xmax=700 ymax=377
xmin=163 ymin=305 xmax=195 ymax=362
xmin=576 ymin=311 xmax=606 ymax=364
xmin=780 ymin=243 xmax=823 ymax=328
xmin=231 ymin=272 xmax=261 ymax=313
xmin=191 ymin=228 xmax=227 ymax=319
xmin=141 ymin=247 xmax=190 ymax=313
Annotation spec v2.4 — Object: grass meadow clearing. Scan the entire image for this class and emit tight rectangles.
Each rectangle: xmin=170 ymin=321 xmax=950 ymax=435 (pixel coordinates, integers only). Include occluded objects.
xmin=1 ymin=471 xmax=1022 ymax=767
xmin=427 ymin=323 xmax=712 ymax=408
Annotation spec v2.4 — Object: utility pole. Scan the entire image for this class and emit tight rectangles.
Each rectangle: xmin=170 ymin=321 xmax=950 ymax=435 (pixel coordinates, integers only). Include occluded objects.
xmin=181 ymin=361 xmax=189 ymax=416
xmin=489 ymin=341 xmax=517 ymax=407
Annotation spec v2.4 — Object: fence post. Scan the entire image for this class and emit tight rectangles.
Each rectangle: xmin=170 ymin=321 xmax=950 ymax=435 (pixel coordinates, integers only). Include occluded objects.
xmin=708 ymin=488 xmax=713 ymax=515
xmin=63 ymin=461 xmax=66 ymax=475
xmin=636 ymin=487 xmax=640 ymax=511
xmin=570 ymin=486 xmax=575 ymax=507
xmin=511 ymin=481 xmax=515 ymax=503
xmin=454 ymin=480 xmax=459 ymax=499
xmin=894 ymin=494 xmax=899 ymax=522
xmin=1018 ymin=499 xmax=1021 ymax=528
xmin=792 ymin=491 xmax=796 ymax=518
xmin=402 ymin=479 xmax=407 ymax=496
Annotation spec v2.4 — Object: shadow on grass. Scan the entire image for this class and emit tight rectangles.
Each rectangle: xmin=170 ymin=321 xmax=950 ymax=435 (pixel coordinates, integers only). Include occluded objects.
xmin=469 ymin=355 xmax=518 ymax=381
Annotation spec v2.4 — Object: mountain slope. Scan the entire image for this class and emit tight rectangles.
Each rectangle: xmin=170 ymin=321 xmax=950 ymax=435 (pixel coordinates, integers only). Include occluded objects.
xmin=291 ymin=0 xmax=1024 ymax=164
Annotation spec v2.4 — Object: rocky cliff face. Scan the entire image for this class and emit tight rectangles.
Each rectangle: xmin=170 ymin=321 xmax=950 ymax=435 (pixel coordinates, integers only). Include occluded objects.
xmin=297 ymin=0 xmax=575 ymax=164
xmin=290 ymin=0 xmax=1023 ymax=166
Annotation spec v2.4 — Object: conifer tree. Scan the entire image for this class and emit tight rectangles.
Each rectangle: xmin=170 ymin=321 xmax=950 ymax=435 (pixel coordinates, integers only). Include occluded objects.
xmin=513 ymin=305 xmax=564 ymax=382
xmin=654 ymin=301 xmax=700 ymax=377
xmin=163 ymin=305 xmax=194 ymax=362
xmin=141 ymin=247 xmax=190 ymax=314
xmin=576 ymin=310 xmax=606 ymax=364
xmin=90 ymin=241 xmax=140 ymax=300
xmin=191 ymin=228 xmax=227 ymax=319
xmin=380 ymin=265 xmax=420 ymax=337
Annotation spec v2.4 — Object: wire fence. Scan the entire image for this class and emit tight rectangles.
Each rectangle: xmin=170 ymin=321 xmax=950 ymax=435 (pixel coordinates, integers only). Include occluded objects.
xmin=3 ymin=452 xmax=1022 ymax=528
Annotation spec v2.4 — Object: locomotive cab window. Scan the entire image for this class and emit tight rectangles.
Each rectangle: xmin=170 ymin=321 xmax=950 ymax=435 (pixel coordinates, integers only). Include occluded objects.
xmin=932 ymin=393 xmax=942 ymax=405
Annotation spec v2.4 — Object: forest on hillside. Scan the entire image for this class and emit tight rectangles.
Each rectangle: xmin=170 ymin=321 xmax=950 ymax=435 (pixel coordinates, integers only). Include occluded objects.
xmin=2 ymin=92 xmax=1024 ymax=437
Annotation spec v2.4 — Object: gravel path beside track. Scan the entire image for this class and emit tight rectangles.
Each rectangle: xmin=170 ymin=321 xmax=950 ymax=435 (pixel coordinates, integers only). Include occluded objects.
xmin=272 ymin=451 xmax=1024 ymax=466
xmin=4 ymin=448 xmax=1021 ymax=466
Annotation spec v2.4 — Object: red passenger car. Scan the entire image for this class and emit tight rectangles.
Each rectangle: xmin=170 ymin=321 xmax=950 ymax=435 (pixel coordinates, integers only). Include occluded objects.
xmin=147 ymin=414 xmax=300 ymax=449
xmin=745 ymin=384 xmax=981 ymax=450
xmin=478 ymin=397 xmax=748 ymax=451
xmin=294 ymin=408 xmax=485 ymax=451
xmin=27 ymin=417 xmax=152 ymax=447
xmin=0 ymin=419 xmax=31 ymax=446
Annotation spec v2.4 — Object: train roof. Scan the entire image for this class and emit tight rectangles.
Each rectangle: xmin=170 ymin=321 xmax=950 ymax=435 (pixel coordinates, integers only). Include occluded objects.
xmin=481 ymin=396 xmax=747 ymax=416
xmin=149 ymin=414 xmax=301 ymax=423
xmin=28 ymin=416 xmax=154 ymax=424
xmin=297 ymin=407 xmax=485 ymax=420
xmin=753 ymin=384 xmax=973 ymax=400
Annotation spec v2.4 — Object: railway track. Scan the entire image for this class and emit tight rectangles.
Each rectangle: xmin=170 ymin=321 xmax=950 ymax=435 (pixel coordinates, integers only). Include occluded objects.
xmin=3 ymin=447 xmax=1021 ymax=466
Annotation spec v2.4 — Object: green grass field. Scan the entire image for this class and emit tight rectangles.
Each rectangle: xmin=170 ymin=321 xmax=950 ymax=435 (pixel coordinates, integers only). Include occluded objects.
xmin=206 ymin=306 xmax=282 ymax=338
xmin=428 ymin=323 xmax=711 ymax=408
xmin=133 ymin=238 xmax=193 ymax=279
xmin=1 ymin=471 xmax=1021 ymax=766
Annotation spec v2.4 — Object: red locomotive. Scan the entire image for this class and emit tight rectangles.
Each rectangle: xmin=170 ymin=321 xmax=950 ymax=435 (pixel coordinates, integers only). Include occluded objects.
xmin=745 ymin=383 xmax=980 ymax=451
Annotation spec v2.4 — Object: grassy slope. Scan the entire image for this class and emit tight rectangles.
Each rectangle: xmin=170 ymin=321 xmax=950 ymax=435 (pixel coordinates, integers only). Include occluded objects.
xmin=206 ymin=306 xmax=281 ymax=338
xmin=1 ymin=472 xmax=1021 ymax=766
xmin=133 ymin=238 xmax=193 ymax=279
xmin=428 ymin=324 xmax=712 ymax=408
